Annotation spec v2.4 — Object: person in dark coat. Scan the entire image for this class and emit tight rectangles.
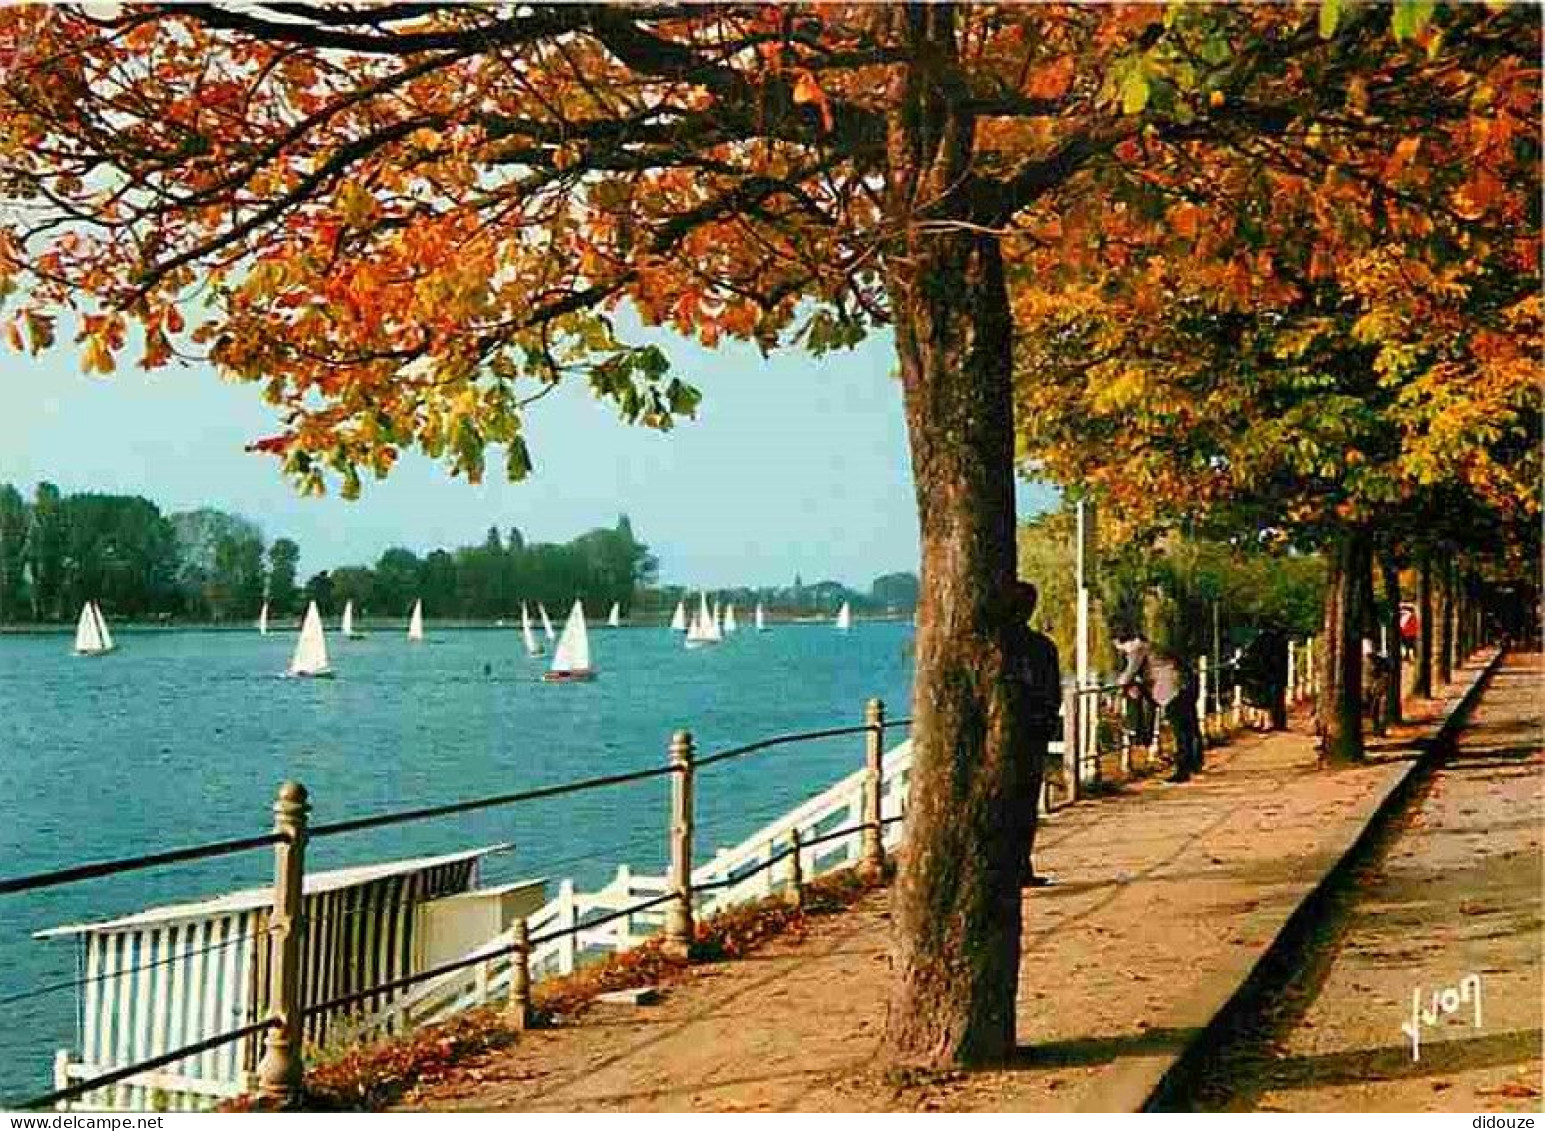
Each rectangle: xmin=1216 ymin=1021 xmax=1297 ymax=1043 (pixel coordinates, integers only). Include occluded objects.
xmin=1362 ymin=638 xmax=1391 ymax=737
xmin=1238 ymin=627 xmax=1289 ymax=730
xmin=1004 ymin=580 xmax=1061 ymax=887
xmin=1116 ymin=631 xmax=1203 ymax=782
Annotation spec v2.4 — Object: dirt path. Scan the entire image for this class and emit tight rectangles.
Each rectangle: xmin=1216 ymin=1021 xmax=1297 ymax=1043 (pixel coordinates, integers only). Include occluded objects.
xmin=1197 ymin=650 xmax=1543 ymax=1113
xmin=399 ymin=657 xmax=1498 ymax=1112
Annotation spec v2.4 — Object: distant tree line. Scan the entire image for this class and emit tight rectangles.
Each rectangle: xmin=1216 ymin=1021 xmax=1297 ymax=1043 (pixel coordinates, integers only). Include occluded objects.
xmin=0 ymin=481 xmax=302 ymax=624
xmin=311 ymin=515 xmax=657 ymax=620
xmin=632 ymin=571 xmax=919 ymax=622
xmin=0 ymin=483 xmax=663 ymax=626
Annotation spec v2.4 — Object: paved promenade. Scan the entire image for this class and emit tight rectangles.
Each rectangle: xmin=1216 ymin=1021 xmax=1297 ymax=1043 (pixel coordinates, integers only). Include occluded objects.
xmin=402 ymin=652 xmax=1502 ymax=1112
xmin=1199 ymin=650 xmax=1542 ymax=1112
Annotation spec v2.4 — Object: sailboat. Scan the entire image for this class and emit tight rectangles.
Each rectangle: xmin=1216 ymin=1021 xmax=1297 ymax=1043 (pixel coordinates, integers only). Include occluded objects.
xmin=607 ymin=602 xmax=621 ymax=628
xmin=257 ymin=602 xmax=270 ymax=636
xmin=538 ymin=603 xmax=555 ymax=641
xmin=73 ymin=601 xmax=115 ymax=656
xmin=341 ymin=599 xmax=365 ymax=639
xmin=544 ymin=600 xmax=595 ymax=682
xmin=407 ymin=599 xmax=425 ymax=642
xmin=669 ymin=600 xmax=687 ymax=632
xmin=286 ymin=601 xmax=333 ymax=678
xmin=684 ymin=592 xmax=723 ymax=649
xmin=520 ymin=602 xmax=544 ymax=657
xmin=724 ymin=604 xmax=738 ymax=633
xmin=835 ymin=602 xmax=852 ymax=631
xmin=755 ymin=603 xmax=767 ymax=632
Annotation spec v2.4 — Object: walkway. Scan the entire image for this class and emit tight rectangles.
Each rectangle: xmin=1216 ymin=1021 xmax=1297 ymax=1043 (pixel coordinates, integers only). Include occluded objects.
xmin=398 ymin=653 xmax=1501 ymax=1112
xmin=1197 ymin=650 xmax=1542 ymax=1112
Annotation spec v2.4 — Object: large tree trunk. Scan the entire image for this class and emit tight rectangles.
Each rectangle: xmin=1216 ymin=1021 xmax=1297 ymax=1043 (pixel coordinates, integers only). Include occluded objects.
xmin=1415 ymin=552 xmax=1434 ymax=698
xmin=879 ymin=5 xmax=1028 ymax=1069
xmin=1378 ymin=545 xmax=1402 ymax=726
xmin=1318 ymin=524 xmax=1370 ymax=765
xmin=1434 ymin=553 xmax=1453 ymax=688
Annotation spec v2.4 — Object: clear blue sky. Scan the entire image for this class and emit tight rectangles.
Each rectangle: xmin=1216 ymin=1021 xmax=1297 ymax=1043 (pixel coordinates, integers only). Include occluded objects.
xmin=0 ymin=320 xmax=1058 ymax=588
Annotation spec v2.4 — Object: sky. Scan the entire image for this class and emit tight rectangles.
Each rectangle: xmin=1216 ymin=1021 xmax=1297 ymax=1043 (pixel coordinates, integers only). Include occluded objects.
xmin=0 ymin=322 xmax=1059 ymax=589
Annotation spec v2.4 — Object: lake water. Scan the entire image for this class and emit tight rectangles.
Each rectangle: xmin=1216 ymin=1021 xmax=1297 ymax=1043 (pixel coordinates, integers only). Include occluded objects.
xmin=0 ymin=621 xmax=914 ymax=1101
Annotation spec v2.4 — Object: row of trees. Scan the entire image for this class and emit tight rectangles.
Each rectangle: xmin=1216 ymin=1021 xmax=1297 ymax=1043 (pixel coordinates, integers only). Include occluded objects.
xmin=0 ymin=1 xmax=1534 ymax=1072
xmin=0 ymin=487 xmax=665 ymax=626
xmin=311 ymin=515 xmax=656 ymax=620
xmin=0 ymin=482 xmax=300 ymax=623
xmin=1019 ymin=509 xmax=1327 ymax=676
xmin=1011 ymin=3 xmax=1539 ymax=764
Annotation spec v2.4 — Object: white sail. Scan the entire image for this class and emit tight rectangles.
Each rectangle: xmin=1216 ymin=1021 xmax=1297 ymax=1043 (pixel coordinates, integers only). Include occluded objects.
xmin=93 ymin=603 xmax=115 ymax=652
xmin=258 ymin=602 xmax=269 ymax=636
xmin=341 ymin=600 xmax=356 ymax=637
xmin=607 ymin=602 xmax=621 ymax=628
xmin=547 ymin=599 xmax=593 ymax=678
xmin=670 ymin=600 xmax=687 ymax=631
xmin=538 ymin=603 xmax=555 ymax=640
xmin=755 ymin=603 xmax=767 ymax=631
xmin=835 ymin=602 xmax=852 ymax=630
xmin=408 ymin=599 xmax=424 ymax=641
xmin=521 ymin=602 xmax=543 ymax=657
xmin=724 ymin=604 xmax=738 ymax=633
xmin=685 ymin=592 xmax=722 ymax=648
xmin=288 ymin=601 xmax=331 ymax=677
xmin=73 ymin=601 xmax=107 ymax=654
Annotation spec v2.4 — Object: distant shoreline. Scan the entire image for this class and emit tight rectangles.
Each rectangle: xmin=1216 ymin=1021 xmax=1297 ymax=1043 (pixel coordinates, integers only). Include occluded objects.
xmin=1 ymin=614 xmax=915 ymax=635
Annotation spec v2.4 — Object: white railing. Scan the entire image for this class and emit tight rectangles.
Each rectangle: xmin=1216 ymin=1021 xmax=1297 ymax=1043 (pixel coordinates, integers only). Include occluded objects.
xmin=357 ymin=739 xmax=916 ymax=1038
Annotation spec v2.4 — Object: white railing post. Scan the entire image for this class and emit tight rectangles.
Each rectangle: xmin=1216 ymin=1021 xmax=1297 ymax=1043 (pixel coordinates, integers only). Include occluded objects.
xmin=1197 ymin=655 xmax=1210 ymax=745
xmin=663 ymin=730 xmax=695 ymax=960
xmin=859 ymin=698 xmax=886 ymax=881
xmin=1061 ymin=686 xmax=1079 ymax=804
xmin=1231 ymin=648 xmax=1244 ymax=728
xmin=1287 ymin=639 xmax=1297 ymax=703
xmin=257 ymin=782 xmax=309 ymax=1109
xmin=1118 ymin=689 xmax=1130 ymax=778
xmin=557 ymin=879 xmax=577 ymax=975
xmin=785 ymin=828 xmax=804 ymax=909
xmin=506 ymin=918 xmax=531 ymax=1031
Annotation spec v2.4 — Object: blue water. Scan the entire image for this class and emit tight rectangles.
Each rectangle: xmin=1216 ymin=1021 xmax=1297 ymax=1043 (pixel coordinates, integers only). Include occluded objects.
xmin=0 ymin=622 xmax=913 ymax=1100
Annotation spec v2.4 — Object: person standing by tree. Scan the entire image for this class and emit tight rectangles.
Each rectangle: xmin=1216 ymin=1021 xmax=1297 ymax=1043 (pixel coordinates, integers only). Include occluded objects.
xmin=1117 ymin=631 xmax=1204 ymax=783
xmin=1005 ymin=581 xmax=1061 ymax=887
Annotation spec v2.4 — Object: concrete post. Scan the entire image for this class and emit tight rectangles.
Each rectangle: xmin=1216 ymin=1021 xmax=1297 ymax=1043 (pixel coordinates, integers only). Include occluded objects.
xmin=785 ymin=827 xmax=804 ymax=909
xmin=507 ymin=918 xmax=532 ymax=1030
xmin=257 ymin=781 xmax=309 ymax=1108
xmin=663 ymin=730 xmax=695 ymax=959
xmin=1287 ymin=640 xmax=1297 ymax=704
xmin=859 ymin=697 xmax=885 ymax=881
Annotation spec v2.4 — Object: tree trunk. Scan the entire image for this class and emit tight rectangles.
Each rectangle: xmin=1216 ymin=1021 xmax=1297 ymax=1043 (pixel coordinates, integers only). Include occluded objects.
xmin=1415 ymin=552 xmax=1434 ymax=698
xmin=1434 ymin=553 xmax=1453 ymax=688
xmin=879 ymin=6 xmax=1027 ymax=1069
xmin=1318 ymin=524 xmax=1370 ymax=765
xmin=1378 ymin=546 xmax=1402 ymax=726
